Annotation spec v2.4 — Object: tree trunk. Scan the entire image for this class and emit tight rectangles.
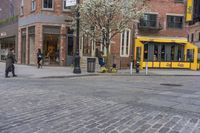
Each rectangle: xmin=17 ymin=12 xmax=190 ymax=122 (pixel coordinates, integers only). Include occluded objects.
xmin=105 ymin=39 xmax=112 ymax=72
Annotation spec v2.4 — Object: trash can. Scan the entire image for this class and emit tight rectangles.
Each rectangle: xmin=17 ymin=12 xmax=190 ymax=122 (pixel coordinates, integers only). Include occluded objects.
xmin=87 ymin=58 xmax=96 ymax=73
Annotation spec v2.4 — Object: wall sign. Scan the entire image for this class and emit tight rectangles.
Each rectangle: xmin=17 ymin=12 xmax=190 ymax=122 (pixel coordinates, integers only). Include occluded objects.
xmin=0 ymin=32 xmax=7 ymax=37
xmin=65 ymin=0 xmax=76 ymax=7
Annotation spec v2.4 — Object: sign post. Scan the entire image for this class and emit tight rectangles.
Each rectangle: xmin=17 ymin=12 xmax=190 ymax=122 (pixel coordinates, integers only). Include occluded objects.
xmin=65 ymin=0 xmax=82 ymax=74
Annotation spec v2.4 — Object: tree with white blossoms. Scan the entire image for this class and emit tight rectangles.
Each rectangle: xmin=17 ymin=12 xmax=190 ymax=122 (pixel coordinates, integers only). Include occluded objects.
xmin=78 ymin=0 xmax=147 ymax=71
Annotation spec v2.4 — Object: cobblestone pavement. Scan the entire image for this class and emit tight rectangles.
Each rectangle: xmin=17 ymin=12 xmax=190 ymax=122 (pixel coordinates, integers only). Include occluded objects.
xmin=0 ymin=76 xmax=200 ymax=133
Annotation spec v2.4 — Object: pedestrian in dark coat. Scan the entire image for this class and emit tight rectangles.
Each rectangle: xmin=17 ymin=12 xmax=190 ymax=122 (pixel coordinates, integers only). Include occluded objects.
xmin=37 ymin=48 xmax=43 ymax=68
xmin=5 ymin=48 xmax=17 ymax=78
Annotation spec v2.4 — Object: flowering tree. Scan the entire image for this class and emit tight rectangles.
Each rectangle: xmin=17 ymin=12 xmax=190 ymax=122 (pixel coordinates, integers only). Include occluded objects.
xmin=79 ymin=0 xmax=147 ymax=70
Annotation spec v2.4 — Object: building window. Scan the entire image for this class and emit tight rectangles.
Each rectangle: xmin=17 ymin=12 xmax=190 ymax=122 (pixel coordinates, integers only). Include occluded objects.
xmin=63 ymin=0 xmax=72 ymax=10
xmin=198 ymin=32 xmax=200 ymax=41
xmin=174 ymin=0 xmax=184 ymax=3
xmin=139 ymin=13 xmax=157 ymax=28
xmin=20 ymin=0 xmax=24 ymax=16
xmin=120 ymin=29 xmax=130 ymax=57
xmin=31 ymin=0 xmax=36 ymax=11
xmin=43 ymin=0 xmax=53 ymax=9
xmin=144 ymin=44 xmax=148 ymax=61
xmin=82 ymin=35 xmax=92 ymax=56
xmin=191 ymin=33 xmax=194 ymax=42
xmin=167 ymin=15 xmax=183 ymax=29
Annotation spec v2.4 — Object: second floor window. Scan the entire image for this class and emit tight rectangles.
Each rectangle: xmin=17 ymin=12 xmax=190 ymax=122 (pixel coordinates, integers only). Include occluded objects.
xmin=191 ymin=33 xmax=194 ymax=42
xmin=140 ymin=13 xmax=157 ymax=28
xmin=43 ymin=0 xmax=53 ymax=9
xmin=31 ymin=0 xmax=36 ymax=11
xmin=174 ymin=0 xmax=184 ymax=3
xmin=20 ymin=0 xmax=24 ymax=16
xmin=167 ymin=15 xmax=183 ymax=29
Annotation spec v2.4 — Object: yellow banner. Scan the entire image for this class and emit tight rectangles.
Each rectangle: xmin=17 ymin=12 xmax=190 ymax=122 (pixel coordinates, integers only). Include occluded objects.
xmin=186 ymin=0 xmax=193 ymax=21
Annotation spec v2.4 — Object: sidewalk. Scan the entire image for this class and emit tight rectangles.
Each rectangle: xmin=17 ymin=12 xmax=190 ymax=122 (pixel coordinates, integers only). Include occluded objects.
xmin=0 ymin=62 xmax=97 ymax=78
xmin=1 ymin=62 xmax=200 ymax=78
xmin=117 ymin=68 xmax=200 ymax=76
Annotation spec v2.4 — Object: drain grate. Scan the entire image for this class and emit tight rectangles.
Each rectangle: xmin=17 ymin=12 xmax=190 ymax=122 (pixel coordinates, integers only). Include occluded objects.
xmin=160 ymin=83 xmax=183 ymax=87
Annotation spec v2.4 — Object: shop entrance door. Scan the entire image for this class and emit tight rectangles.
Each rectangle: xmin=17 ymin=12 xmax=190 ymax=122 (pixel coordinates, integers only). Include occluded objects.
xmin=43 ymin=34 xmax=60 ymax=65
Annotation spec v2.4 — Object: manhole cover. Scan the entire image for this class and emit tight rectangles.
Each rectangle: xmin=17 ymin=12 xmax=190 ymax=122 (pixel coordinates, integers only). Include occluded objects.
xmin=160 ymin=83 xmax=183 ymax=87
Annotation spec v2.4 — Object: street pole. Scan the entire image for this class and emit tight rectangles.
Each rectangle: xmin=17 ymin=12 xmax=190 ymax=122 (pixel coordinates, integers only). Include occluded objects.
xmin=73 ymin=0 xmax=81 ymax=74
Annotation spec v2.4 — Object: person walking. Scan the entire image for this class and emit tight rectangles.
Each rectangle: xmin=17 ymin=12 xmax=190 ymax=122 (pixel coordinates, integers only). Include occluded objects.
xmin=37 ymin=48 xmax=43 ymax=68
xmin=5 ymin=48 xmax=17 ymax=78
xmin=98 ymin=51 xmax=105 ymax=67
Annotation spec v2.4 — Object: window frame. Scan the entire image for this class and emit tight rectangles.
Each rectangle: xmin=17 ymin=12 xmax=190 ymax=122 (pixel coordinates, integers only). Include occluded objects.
xmin=63 ymin=0 xmax=73 ymax=12
xmin=42 ymin=0 xmax=54 ymax=10
xmin=20 ymin=0 xmax=24 ymax=16
xmin=31 ymin=0 xmax=36 ymax=12
xmin=191 ymin=33 xmax=194 ymax=42
xmin=174 ymin=0 xmax=184 ymax=3
xmin=139 ymin=13 xmax=158 ymax=28
xmin=167 ymin=15 xmax=184 ymax=29
xmin=120 ymin=29 xmax=131 ymax=57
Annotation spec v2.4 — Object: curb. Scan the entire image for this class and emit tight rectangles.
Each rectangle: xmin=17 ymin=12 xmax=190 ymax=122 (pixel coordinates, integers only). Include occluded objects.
xmin=40 ymin=73 xmax=99 ymax=79
xmin=97 ymin=72 xmax=200 ymax=76
xmin=110 ymin=74 xmax=200 ymax=76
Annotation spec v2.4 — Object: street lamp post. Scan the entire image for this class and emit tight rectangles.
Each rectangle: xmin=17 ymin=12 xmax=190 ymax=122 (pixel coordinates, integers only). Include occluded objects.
xmin=73 ymin=0 xmax=81 ymax=74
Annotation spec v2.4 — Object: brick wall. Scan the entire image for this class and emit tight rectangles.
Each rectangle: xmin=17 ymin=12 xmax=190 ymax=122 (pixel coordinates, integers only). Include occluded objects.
xmin=21 ymin=0 xmax=72 ymax=18
xmin=139 ymin=0 xmax=186 ymax=38
xmin=109 ymin=0 xmax=187 ymax=68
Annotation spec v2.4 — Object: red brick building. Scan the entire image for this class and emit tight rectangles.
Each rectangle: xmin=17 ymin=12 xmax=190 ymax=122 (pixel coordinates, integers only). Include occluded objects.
xmin=17 ymin=0 xmax=188 ymax=69
xmin=111 ymin=0 xmax=187 ymax=68
xmin=18 ymin=0 xmax=74 ymax=65
xmin=133 ymin=0 xmax=200 ymax=70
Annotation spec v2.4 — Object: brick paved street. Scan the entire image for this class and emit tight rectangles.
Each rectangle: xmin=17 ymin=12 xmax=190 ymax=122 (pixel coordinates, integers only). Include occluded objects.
xmin=0 ymin=76 xmax=200 ymax=133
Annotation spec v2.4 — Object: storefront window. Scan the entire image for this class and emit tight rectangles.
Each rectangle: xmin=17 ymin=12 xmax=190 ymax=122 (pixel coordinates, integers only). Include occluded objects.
xmin=28 ymin=26 xmax=35 ymax=65
xmin=187 ymin=49 xmax=194 ymax=62
xmin=171 ymin=45 xmax=175 ymax=61
xmin=43 ymin=34 xmax=59 ymax=65
xmin=0 ymin=37 xmax=15 ymax=61
xmin=21 ymin=28 xmax=26 ymax=64
xmin=67 ymin=29 xmax=74 ymax=56
xmin=144 ymin=44 xmax=148 ymax=61
xmin=154 ymin=45 xmax=158 ymax=61
xmin=161 ymin=45 xmax=165 ymax=61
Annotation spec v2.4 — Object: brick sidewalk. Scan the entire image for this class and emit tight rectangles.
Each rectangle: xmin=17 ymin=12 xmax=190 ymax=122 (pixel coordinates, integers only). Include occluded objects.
xmin=1 ymin=62 xmax=200 ymax=78
xmin=0 ymin=62 xmax=97 ymax=78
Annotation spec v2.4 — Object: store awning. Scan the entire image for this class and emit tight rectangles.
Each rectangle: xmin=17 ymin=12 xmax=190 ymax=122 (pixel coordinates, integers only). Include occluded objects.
xmin=137 ymin=36 xmax=188 ymax=44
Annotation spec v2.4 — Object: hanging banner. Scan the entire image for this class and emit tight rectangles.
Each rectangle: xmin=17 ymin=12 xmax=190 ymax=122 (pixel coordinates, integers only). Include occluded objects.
xmin=186 ymin=0 xmax=193 ymax=21
xmin=65 ymin=0 xmax=77 ymax=7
